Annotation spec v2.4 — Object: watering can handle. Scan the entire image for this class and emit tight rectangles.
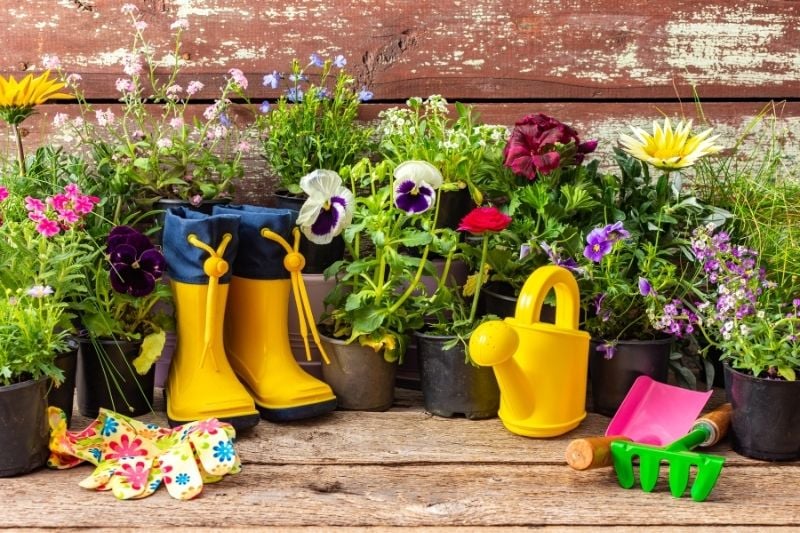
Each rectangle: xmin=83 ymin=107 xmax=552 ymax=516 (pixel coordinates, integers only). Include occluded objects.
xmin=515 ymin=265 xmax=581 ymax=330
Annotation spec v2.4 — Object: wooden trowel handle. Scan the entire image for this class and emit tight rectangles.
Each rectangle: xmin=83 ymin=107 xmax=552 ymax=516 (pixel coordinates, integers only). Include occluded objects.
xmin=692 ymin=403 xmax=733 ymax=447
xmin=565 ymin=435 xmax=631 ymax=470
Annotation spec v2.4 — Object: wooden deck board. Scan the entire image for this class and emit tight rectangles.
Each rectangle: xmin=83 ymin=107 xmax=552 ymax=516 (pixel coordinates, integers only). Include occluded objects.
xmin=2 ymin=388 xmax=799 ymax=528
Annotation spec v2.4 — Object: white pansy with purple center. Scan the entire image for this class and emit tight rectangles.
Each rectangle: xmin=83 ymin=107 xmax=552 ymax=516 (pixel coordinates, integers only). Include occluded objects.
xmin=392 ymin=160 xmax=443 ymax=214
xmin=296 ymin=170 xmax=354 ymax=245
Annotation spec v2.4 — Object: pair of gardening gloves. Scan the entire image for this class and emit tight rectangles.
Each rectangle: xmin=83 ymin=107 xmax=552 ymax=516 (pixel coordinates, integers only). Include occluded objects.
xmin=47 ymin=407 xmax=241 ymax=500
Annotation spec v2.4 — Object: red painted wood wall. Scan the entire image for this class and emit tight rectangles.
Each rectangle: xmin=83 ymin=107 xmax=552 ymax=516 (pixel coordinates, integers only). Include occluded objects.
xmin=2 ymin=0 xmax=798 ymax=202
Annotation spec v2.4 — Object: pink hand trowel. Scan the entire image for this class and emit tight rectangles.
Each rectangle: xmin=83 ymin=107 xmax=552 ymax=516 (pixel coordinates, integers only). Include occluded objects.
xmin=604 ymin=375 xmax=713 ymax=446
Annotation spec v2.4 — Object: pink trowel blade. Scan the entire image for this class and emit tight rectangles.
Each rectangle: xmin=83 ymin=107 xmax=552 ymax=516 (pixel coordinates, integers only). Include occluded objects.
xmin=605 ymin=376 xmax=713 ymax=446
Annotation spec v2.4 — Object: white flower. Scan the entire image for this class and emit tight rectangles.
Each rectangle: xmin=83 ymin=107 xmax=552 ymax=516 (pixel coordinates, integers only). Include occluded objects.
xmin=186 ymin=80 xmax=204 ymax=95
xmin=169 ymin=117 xmax=184 ymax=129
xmin=27 ymin=285 xmax=54 ymax=298
xmin=134 ymin=20 xmax=148 ymax=31
xmin=121 ymin=4 xmax=138 ymax=14
xmin=296 ymin=170 xmax=355 ymax=245
xmin=95 ymin=108 xmax=115 ymax=126
xmin=392 ymin=160 xmax=443 ymax=214
xmin=52 ymin=113 xmax=69 ymax=128
xmin=42 ymin=54 xmax=61 ymax=70
xmin=156 ymin=138 xmax=173 ymax=149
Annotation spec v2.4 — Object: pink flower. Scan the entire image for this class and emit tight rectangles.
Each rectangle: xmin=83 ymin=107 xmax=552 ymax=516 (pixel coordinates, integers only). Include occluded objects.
xmin=58 ymin=210 xmax=81 ymax=224
xmin=193 ymin=419 xmax=222 ymax=435
xmin=0 ymin=186 xmax=8 ymax=202
xmin=134 ymin=20 xmax=148 ymax=31
xmin=117 ymin=460 xmax=149 ymax=491
xmin=25 ymin=196 xmax=46 ymax=212
xmin=115 ymin=78 xmax=134 ymax=93
xmin=156 ymin=138 xmax=173 ymax=149
xmin=186 ymin=80 xmax=204 ymax=96
xmin=122 ymin=53 xmax=143 ymax=77
xmin=73 ymin=195 xmax=99 ymax=215
xmin=190 ymin=194 xmax=202 ymax=206
xmin=28 ymin=211 xmax=46 ymax=223
xmin=64 ymin=183 xmax=81 ymax=198
xmin=50 ymin=193 xmax=71 ymax=212
xmin=169 ymin=117 xmax=184 ymax=129
xmin=237 ymin=141 xmax=252 ymax=153
xmin=72 ymin=116 xmax=84 ymax=128
xmin=166 ymin=84 xmax=183 ymax=99
xmin=95 ymin=108 xmax=115 ymax=127
xmin=228 ymin=68 xmax=248 ymax=89
xmin=213 ymin=125 xmax=228 ymax=139
xmin=65 ymin=73 xmax=82 ymax=86
xmin=121 ymin=3 xmax=138 ymax=14
xmin=105 ymin=434 xmax=147 ymax=461
xmin=203 ymin=102 xmax=220 ymax=120
xmin=42 ymin=54 xmax=61 ymax=70
xmin=36 ymin=218 xmax=60 ymax=237
xmin=170 ymin=19 xmax=189 ymax=31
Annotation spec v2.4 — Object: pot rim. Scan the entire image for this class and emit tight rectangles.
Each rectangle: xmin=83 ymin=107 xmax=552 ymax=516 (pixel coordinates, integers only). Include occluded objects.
xmin=481 ymin=281 xmax=518 ymax=301
xmin=413 ymin=330 xmax=458 ymax=342
xmin=76 ymin=336 xmax=142 ymax=347
xmin=153 ymin=197 xmax=232 ymax=206
xmin=590 ymin=337 xmax=673 ymax=347
xmin=723 ymin=362 xmax=800 ymax=386
xmin=0 ymin=376 xmax=48 ymax=392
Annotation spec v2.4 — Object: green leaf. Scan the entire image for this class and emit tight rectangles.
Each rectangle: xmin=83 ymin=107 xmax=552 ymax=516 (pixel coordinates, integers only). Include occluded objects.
xmin=351 ymin=306 xmax=387 ymax=336
xmin=778 ymin=366 xmax=796 ymax=381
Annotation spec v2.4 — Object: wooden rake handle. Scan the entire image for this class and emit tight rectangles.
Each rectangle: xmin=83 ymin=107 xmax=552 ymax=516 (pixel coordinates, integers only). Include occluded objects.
xmin=565 ymin=403 xmax=733 ymax=471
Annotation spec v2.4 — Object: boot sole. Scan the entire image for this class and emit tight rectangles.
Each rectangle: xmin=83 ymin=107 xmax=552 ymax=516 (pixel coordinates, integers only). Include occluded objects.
xmin=163 ymin=390 xmax=261 ymax=433
xmin=257 ymin=398 xmax=338 ymax=422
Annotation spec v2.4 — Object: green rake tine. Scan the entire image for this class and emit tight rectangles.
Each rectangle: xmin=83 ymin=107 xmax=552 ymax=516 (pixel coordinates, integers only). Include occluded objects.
xmin=638 ymin=456 xmax=661 ymax=492
xmin=667 ymin=458 xmax=690 ymax=498
xmin=610 ymin=442 xmax=636 ymax=489
xmin=689 ymin=456 xmax=725 ymax=502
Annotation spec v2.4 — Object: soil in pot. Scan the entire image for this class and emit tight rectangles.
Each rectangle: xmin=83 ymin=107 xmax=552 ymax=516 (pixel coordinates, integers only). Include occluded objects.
xmin=589 ymin=338 xmax=671 ymax=416
xmin=77 ymin=338 xmax=155 ymax=418
xmin=415 ymin=331 xmax=499 ymax=419
xmin=318 ymin=332 xmax=396 ymax=411
xmin=0 ymin=377 xmax=50 ymax=477
xmin=724 ymin=364 xmax=800 ymax=461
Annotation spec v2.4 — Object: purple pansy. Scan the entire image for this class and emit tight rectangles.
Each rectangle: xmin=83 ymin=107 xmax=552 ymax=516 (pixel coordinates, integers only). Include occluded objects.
xmin=604 ymin=221 xmax=630 ymax=242
xmin=392 ymin=161 xmax=443 ymax=215
xmin=296 ymin=170 xmax=355 ymax=244
xmin=107 ymin=226 xmax=165 ymax=297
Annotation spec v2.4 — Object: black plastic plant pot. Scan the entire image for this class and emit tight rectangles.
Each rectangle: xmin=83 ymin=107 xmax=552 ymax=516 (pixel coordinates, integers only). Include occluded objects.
xmin=589 ymin=338 xmax=671 ymax=417
xmin=273 ymin=191 xmax=345 ymax=274
xmin=481 ymin=282 xmax=557 ymax=324
xmin=415 ymin=331 xmax=499 ymax=420
xmin=436 ymin=188 xmax=475 ymax=231
xmin=0 ymin=377 xmax=50 ymax=477
xmin=47 ymin=347 xmax=78 ymax=427
xmin=77 ymin=338 xmax=154 ymax=418
xmin=724 ymin=364 xmax=800 ymax=461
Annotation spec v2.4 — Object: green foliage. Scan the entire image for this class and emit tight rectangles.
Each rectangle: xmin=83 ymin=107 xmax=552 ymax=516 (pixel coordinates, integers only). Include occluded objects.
xmin=378 ymin=95 xmax=509 ymax=204
xmin=257 ymin=58 xmax=374 ymax=194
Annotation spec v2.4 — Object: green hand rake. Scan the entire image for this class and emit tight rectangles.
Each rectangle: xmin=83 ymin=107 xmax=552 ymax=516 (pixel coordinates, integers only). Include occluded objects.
xmin=567 ymin=403 xmax=732 ymax=502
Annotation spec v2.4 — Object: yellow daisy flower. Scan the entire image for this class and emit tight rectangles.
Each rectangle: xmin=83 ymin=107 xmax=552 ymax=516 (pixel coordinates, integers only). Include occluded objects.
xmin=0 ymin=71 xmax=72 ymax=125
xmin=619 ymin=117 xmax=721 ymax=170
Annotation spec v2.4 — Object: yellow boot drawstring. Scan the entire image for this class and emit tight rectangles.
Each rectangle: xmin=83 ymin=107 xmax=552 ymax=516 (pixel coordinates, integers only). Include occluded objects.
xmin=187 ymin=232 xmax=232 ymax=371
xmin=261 ymin=227 xmax=331 ymax=365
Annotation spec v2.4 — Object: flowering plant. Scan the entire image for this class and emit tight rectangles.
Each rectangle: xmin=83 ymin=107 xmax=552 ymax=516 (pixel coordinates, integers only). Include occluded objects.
xmin=51 ymin=4 xmax=248 ymax=205
xmin=257 ymin=53 xmax=374 ymax=194
xmin=645 ymin=226 xmax=800 ymax=381
xmin=482 ymin=113 xmax=600 ymax=294
xmin=378 ymin=95 xmax=509 ymax=204
xmin=413 ymin=206 xmax=512 ymax=357
xmin=535 ymin=118 xmax=721 ymax=360
xmin=73 ymin=225 xmax=172 ymax=373
xmin=313 ymin=159 xmax=445 ymax=362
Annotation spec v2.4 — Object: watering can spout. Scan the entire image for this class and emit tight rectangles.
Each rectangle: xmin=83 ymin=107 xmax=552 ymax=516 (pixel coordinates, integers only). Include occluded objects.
xmin=469 ymin=266 xmax=590 ymax=438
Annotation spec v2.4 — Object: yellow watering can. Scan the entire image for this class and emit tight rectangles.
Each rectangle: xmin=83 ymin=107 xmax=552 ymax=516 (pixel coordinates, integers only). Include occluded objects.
xmin=470 ymin=265 xmax=590 ymax=437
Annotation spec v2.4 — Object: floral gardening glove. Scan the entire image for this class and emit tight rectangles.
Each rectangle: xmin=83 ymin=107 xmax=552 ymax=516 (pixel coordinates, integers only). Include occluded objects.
xmin=47 ymin=407 xmax=241 ymax=500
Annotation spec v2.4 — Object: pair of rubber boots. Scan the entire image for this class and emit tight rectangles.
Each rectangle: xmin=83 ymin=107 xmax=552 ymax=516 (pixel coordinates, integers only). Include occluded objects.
xmin=162 ymin=205 xmax=336 ymax=431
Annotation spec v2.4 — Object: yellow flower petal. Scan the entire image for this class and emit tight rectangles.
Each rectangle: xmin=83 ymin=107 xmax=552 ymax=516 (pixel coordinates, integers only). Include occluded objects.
xmin=619 ymin=117 xmax=723 ymax=170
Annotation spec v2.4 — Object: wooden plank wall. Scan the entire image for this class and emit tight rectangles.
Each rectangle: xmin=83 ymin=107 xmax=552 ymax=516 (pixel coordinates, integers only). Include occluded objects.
xmin=2 ymin=0 xmax=799 ymax=203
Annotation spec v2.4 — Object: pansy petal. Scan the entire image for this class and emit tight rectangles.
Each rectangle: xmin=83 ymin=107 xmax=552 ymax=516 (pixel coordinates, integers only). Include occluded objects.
xmin=299 ymin=169 xmax=344 ymax=198
xmin=394 ymin=160 xmax=443 ymax=189
xmin=108 ymin=243 xmax=138 ymax=265
xmin=139 ymin=249 xmax=166 ymax=278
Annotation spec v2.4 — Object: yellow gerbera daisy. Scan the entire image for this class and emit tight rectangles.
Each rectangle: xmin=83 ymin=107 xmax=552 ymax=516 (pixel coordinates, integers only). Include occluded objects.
xmin=619 ymin=117 xmax=721 ymax=170
xmin=0 ymin=71 xmax=72 ymax=125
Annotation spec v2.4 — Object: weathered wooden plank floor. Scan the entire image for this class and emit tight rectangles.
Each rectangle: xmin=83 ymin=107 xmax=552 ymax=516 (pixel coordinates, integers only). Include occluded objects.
xmin=2 ymin=388 xmax=798 ymax=530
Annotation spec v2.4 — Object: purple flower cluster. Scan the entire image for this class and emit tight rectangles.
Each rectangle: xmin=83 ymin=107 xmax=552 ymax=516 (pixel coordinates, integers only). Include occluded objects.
xmin=261 ymin=54 xmax=374 ymax=104
xmin=539 ymin=242 xmax=584 ymax=274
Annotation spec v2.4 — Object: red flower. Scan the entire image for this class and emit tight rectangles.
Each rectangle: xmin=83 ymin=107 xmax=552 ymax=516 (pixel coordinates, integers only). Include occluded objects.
xmin=105 ymin=434 xmax=148 ymax=461
xmin=457 ymin=207 xmax=511 ymax=235
xmin=502 ymin=113 xmax=597 ymax=179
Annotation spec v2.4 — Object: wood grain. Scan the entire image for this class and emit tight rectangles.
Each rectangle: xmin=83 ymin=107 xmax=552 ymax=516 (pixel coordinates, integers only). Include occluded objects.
xmin=2 ymin=1 xmax=799 ymax=100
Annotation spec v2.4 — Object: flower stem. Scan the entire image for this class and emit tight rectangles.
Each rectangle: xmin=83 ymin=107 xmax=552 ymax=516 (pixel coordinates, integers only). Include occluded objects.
xmin=469 ymin=234 xmax=489 ymax=324
xmin=12 ymin=123 xmax=26 ymax=176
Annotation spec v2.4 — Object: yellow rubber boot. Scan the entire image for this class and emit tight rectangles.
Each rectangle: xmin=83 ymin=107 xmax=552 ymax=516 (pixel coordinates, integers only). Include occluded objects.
xmin=163 ymin=209 xmax=259 ymax=432
xmin=215 ymin=204 xmax=336 ymax=421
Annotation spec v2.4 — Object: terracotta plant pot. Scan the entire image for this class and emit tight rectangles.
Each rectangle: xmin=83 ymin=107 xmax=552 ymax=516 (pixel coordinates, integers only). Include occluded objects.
xmin=588 ymin=337 xmax=671 ymax=416
xmin=319 ymin=333 xmax=396 ymax=411
xmin=0 ymin=377 xmax=50 ymax=477
xmin=724 ymin=364 xmax=800 ymax=461
xmin=77 ymin=338 xmax=154 ymax=418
